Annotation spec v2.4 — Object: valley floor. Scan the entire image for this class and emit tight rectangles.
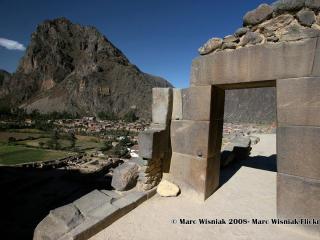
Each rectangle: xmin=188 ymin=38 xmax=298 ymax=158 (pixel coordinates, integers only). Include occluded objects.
xmin=90 ymin=134 xmax=317 ymax=240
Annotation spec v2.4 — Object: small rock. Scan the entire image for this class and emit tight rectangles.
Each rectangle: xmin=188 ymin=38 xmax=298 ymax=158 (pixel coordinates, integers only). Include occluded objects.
xmin=234 ymin=27 xmax=250 ymax=37
xmin=157 ymin=180 xmax=180 ymax=197
xmin=239 ymin=31 xmax=264 ymax=46
xmin=296 ymin=9 xmax=316 ymax=27
xmin=279 ymin=20 xmax=320 ymax=41
xmin=111 ymin=162 xmax=139 ymax=191
xmin=267 ymin=36 xmax=279 ymax=42
xmin=272 ymin=0 xmax=305 ymax=13
xmin=222 ymin=42 xmax=237 ymax=50
xmin=305 ymin=0 xmax=320 ymax=10
xmin=198 ymin=38 xmax=223 ymax=55
xmin=223 ymin=35 xmax=238 ymax=43
xmin=243 ymin=4 xmax=274 ymax=26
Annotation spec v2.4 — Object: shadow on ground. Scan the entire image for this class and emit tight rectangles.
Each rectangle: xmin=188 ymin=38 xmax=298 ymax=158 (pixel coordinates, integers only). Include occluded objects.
xmin=219 ymin=154 xmax=277 ymax=187
xmin=0 ymin=164 xmax=118 ymax=240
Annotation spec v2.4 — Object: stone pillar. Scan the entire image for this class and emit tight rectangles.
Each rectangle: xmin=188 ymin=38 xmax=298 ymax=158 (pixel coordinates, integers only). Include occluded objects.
xmin=169 ymin=86 xmax=224 ymax=200
xmin=137 ymin=88 xmax=173 ymax=191
xmin=277 ymin=77 xmax=320 ymax=236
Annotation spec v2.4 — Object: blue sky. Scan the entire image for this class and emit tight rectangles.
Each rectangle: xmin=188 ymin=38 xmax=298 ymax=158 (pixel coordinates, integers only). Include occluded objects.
xmin=0 ymin=0 xmax=273 ymax=88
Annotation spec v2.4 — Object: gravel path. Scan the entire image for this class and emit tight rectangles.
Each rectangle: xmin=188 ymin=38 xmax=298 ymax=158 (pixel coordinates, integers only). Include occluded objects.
xmin=90 ymin=134 xmax=316 ymax=240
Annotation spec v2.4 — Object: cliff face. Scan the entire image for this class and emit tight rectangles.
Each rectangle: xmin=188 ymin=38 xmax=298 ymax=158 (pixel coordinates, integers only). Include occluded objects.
xmin=224 ymin=88 xmax=276 ymax=124
xmin=4 ymin=18 xmax=172 ymax=118
xmin=0 ymin=70 xmax=11 ymax=99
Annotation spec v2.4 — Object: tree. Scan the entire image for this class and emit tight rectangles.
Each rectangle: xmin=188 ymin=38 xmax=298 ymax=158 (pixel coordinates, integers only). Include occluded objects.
xmin=123 ymin=110 xmax=138 ymax=122
xmin=68 ymin=132 xmax=77 ymax=149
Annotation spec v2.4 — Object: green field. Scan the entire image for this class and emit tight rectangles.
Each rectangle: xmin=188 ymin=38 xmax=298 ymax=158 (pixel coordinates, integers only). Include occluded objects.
xmin=0 ymin=145 xmax=73 ymax=165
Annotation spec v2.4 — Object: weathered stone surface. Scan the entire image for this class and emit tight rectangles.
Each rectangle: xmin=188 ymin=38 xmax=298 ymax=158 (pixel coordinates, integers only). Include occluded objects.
xmin=171 ymin=120 xmax=212 ymax=158
xmin=272 ymin=0 xmax=305 ymax=13
xmin=100 ymin=190 xmax=123 ymax=199
xmin=88 ymin=203 xmax=119 ymax=219
xmin=157 ymin=180 xmax=180 ymax=197
xmin=243 ymin=4 xmax=273 ymax=26
xmin=182 ymin=86 xmax=212 ymax=121
xmin=234 ymin=27 xmax=250 ymax=37
xmin=279 ymin=20 xmax=320 ymax=41
xmin=312 ymin=37 xmax=320 ymax=76
xmin=138 ymin=129 xmax=164 ymax=159
xmin=191 ymin=38 xmax=316 ymax=86
xmin=278 ymin=126 xmax=320 ymax=179
xmin=266 ymin=36 xmax=279 ymax=42
xmin=34 ymin=213 xmax=68 ymax=240
xmin=191 ymin=46 xmax=249 ymax=86
xmin=248 ymin=38 xmax=316 ymax=82
xmin=74 ymin=190 xmax=112 ymax=216
xmin=239 ymin=31 xmax=264 ymax=46
xmin=152 ymin=88 xmax=173 ymax=125
xmin=305 ymin=0 xmax=320 ymax=9
xmin=221 ymin=42 xmax=237 ymax=50
xmin=223 ymin=35 xmax=238 ymax=43
xmin=198 ymin=38 xmax=223 ymax=55
xmin=51 ymin=204 xmax=84 ymax=230
xmin=277 ymin=77 xmax=320 ymax=126
xmin=277 ymin=173 xmax=320 ymax=236
xmin=34 ymin=204 xmax=84 ymax=240
xmin=170 ymin=152 xmax=220 ymax=200
xmin=111 ymin=162 xmax=139 ymax=191
xmin=297 ymin=9 xmax=316 ymax=27
xmin=259 ymin=14 xmax=294 ymax=33
xmin=172 ymin=88 xmax=183 ymax=120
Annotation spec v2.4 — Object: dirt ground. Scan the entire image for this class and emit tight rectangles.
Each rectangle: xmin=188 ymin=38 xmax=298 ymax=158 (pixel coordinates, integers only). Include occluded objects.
xmin=90 ymin=134 xmax=317 ymax=240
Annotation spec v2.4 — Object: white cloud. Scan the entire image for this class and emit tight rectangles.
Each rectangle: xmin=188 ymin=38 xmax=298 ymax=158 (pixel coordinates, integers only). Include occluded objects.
xmin=0 ymin=37 xmax=26 ymax=51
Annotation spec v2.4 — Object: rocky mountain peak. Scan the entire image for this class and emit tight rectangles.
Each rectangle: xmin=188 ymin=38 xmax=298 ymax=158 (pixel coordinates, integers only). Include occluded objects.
xmin=2 ymin=18 xmax=172 ymax=118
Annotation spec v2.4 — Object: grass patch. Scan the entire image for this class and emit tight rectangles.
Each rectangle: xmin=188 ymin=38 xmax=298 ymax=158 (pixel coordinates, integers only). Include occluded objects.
xmin=0 ymin=145 xmax=73 ymax=165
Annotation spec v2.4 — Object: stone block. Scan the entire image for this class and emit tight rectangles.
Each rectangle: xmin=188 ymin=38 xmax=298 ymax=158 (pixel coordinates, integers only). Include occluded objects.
xmin=277 ymin=77 xmax=320 ymax=126
xmin=169 ymin=152 xmax=220 ymax=200
xmin=73 ymin=190 xmax=112 ymax=217
xmin=88 ymin=203 xmax=119 ymax=219
xmin=138 ymin=129 xmax=165 ymax=159
xmin=171 ymin=120 xmax=213 ymax=158
xmin=312 ymin=37 xmax=320 ymax=76
xmin=248 ymin=39 xmax=316 ymax=81
xmin=277 ymin=173 xmax=320 ymax=236
xmin=152 ymin=88 xmax=173 ymax=125
xmin=191 ymin=39 xmax=316 ymax=87
xmin=278 ymin=126 xmax=320 ymax=180
xmin=190 ymin=46 xmax=249 ymax=86
xmin=182 ymin=86 xmax=212 ymax=121
xmin=172 ymin=88 xmax=183 ymax=120
xmin=111 ymin=162 xmax=139 ymax=191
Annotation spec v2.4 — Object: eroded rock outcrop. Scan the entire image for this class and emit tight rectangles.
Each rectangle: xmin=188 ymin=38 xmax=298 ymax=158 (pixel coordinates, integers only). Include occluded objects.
xmin=2 ymin=18 xmax=172 ymax=119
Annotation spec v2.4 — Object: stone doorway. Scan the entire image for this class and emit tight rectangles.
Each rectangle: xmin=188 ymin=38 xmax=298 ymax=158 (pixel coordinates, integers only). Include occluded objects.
xmin=167 ymin=38 xmax=320 ymax=235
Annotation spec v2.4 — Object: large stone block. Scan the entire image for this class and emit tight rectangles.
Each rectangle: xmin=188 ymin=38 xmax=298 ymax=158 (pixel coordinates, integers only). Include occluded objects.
xmin=182 ymin=86 xmax=212 ymax=121
xmin=171 ymin=120 xmax=213 ymax=158
xmin=172 ymin=88 xmax=183 ymax=120
xmin=191 ymin=39 xmax=316 ymax=86
xmin=312 ymin=37 xmax=320 ymax=77
xmin=190 ymin=47 xmax=249 ymax=86
xmin=248 ymin=39 xmax=316 ymax=82
xmin=152 ymin=88 xmax=173 ymax=125
xmin=111 ymin=162 xmax=139 ymax=191
xmin=138 ymin=129 xmax=166 ymax=159
xmin=277 ymin=77 xmax=320 ymax=126
xmin=277 ymin=173 xmax=320 ymax=236
xmin=278 ymin=126 xmax=320 ymax=180
xmin=74 ymin=190 xmax=112 ymax=217
xmin=169 ymin=152 xmax=219 ymax=200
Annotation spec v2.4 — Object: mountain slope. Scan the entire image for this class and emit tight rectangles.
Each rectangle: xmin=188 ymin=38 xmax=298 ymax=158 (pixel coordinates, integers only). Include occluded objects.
xmin=5 ymin=18 xmax=172 ymax=118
